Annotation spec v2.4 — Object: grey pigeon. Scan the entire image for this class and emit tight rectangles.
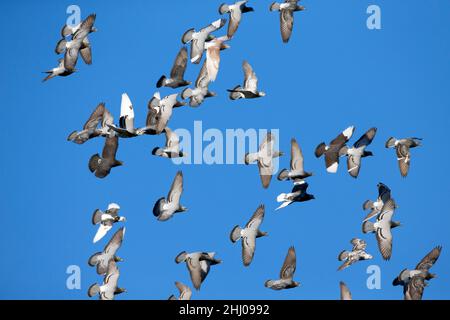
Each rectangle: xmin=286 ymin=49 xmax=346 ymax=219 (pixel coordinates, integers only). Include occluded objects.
xmin=265 ymin=246 xmax=300 ymax=290
xmin=182 ymin=59 xmax=216 ymax=107
xmin=144 ymin=92 xmax=185 ymax=134
xmin=168 ymin=281 xmax=192 ymax=300
xmin=175 ymin=251 xmax=222 ymax=290
xmin=152 ymin=127 xmax=185 ymax=158
xmin=42 ymin=58 xmax=75 ymax=82
xmin=385 ymin=137 xmax=422 ymax=177
xmin=315 ymin=126 xmax=355 ymax=173
xmin=228 ymin=60 xmax=266 ymax=100
xmin=91 ymin=203 xmax=126 ymax=243
xmin=157 ymin=47 xmax=191 ymax=89
xmin=278 ymin=138 xmax=312 ymax=181
xmin=153 ymin=171 xmax=187 ymax=222
xmin=340 ymin=281 xmax=352 ymax=300
xmin=342 ymin=127 xmax=377 ymax=178
xmin=338 ymin=238 xmax=373 ymax=271
xmin=88 ymin=134 xmax=123 ymax=179
xmin=219 ymin=1 xmax=254 ymax=38
xmin=276 ymin=180 xmax=315 ymax=210
xmin=269 ymin=0 xmax=305 ymax=43
xmin=88 ymin=260 xmax=126 ymax=300
xmin=88 ymin=227 xmax=125 ymax=275
xmin=362 ymin=182 xmax=392 ymax=222
xmin=230 ymin=204 xmax=268 ymax=266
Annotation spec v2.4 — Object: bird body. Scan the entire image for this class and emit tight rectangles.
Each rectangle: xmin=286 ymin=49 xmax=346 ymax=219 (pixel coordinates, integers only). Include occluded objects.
xmin=269 ymin=0 xmax=305 ymax=43
xmin=276 ymin=180 xmax=314 ymax=210
xmin=175 ymin=251 xmax=222 ymax=290
xmin=153 ymin=171 xmax=187 ymax=221
xmin=277 ymin=138 xmax=312 ymax=181
xmin=338 ymin=238 xmax=373 ymax=271
xmin=228 ymin=60 xmax=265 ymax=100
xmin=219 ymin=1 xmax=254 ymax=38
xmin=385 ymin=137 xmax=422 ymax=177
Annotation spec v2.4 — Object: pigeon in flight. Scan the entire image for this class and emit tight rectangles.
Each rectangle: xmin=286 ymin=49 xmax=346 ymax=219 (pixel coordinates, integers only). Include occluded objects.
xmin=245 ymin=132 xmax=283 ymax=189
xmin=393 ymin=246 xmax=442 ymax=300
xmin=168 ymin=281 xmax=192 ymax=300
xmin=152 ymin=127 xmax=185 ymax=158
xmin=175 ymin=251 xmax=222 ymax=290
xmin=265 ymin=246 xmax=300 ymax=290
xmin=362 ymin=182 xmax=391 ymax=222
xmin=269 ymin=0 xmax=305 ymax=43
xmin=219 ymin=1 xmax=254 ymax=38
xmin=385 ymin=137 xmax=422 ymax=177
xmin=42 ymin=58 xmax=75 ymax=82
xmin=91 ymin=203 xmax=126 ymax=244
xmin=276 ymin=180 xmax=314 ymax=210
xmin=278 ymin=138 xmax=312 ymax=181
xmin=337 ymin=238 xmax=373 ymax=271
xmin=88 ymin=227 xmax=125 ymax=275
xmin=157 ymin=47 xmax=191 ymax=89
xmin=153 ymin=171 xmax=187 ymax=222
xmin=340 ymin=281 xmax=352 ymax=300
xmin=57 ymin=17 xmax=95 ymax=66
xmin=362 ymin=199 xmax=401 ymax=261
xmin=315 ymin=126 xmax=355 ymax=173
xmin=342 ymin=127 xmax=377 ymax=178
xmin=230 ymin=204 xmax=268 ymax=266
xmin=88 ymin=260 xmax=126 ymax=300
xmin=228 ymin=60 xmax=266 ymax=100
xmin=88 ymin=134 xmax=123 ymax=179
xmin=182 ymin=59 xmax=216 ymax=107
xmin=182 ymin=19 xmax=227 ymax=64
xmin=145 ymin=92 xmax=185 ymax=134
xmin=67 ymin=102 xmax=113 ymax=144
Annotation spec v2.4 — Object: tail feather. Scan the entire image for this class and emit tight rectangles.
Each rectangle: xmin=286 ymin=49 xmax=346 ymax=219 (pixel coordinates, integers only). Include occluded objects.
xmin=230 ymin=225 xmax=242 ymax=243
xmin=362 ymin=221 xmax=375 ymax=234
xmin=277 ymin=169 xmax=290 ymax=181
xmin=385 ymin=137 xmax=396 ymax=148
xmin=175 ymin=251 xmax=188 ymax=264
xmin=181 ymin=28 xmax=195 ymax=44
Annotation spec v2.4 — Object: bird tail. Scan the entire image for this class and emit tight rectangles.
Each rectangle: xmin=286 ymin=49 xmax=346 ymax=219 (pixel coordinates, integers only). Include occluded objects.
xmin=264 ymin=280 xmax=274 ymax=288
xmin=218 ymin=3 xmax=230 ymax=14
xmin=276 ymin=193 xmax=288 ymax=202
xmin=362 ymin=221 xmax=375 ymax=234
xmin=275 ymin=200 xmax=292 ymax=211
xmin=362 ymin=200 xmax=374 ymax=211
xmin=175 ymin=251 xmax=188 ymax=264
xmin=156 ymin=75 xmax=167 ymax=88
xmin=151 ymin=147 xmax=164 ymax=156
xmin=338 ymin=250 xmax=349 ymax=261
xmin=242 ymin=4 xmax=254 ymax=13
xmin=88 ymin=252 xmax=102 ymax=267
xmin=55 ymin=38 xmax=67 ymax=54
xmin=230 ymin=225 xmax=242 ymax=243
xmin=277 ymin=169 xmax=290 ymax=181
xmin=385 ymin=137 xmax=396 ymax=148
xmin=181 ymin=28 xmax=195 ymax=44
xmin=66 ymin=130 xmax=79 ymax=142
xmin=87 ymin=283 xmax=100 ymax=297
xmin=181 ymin=87 xmax=193 ymax=100
xmin=88 ymin=154 xmax=101 ymax=172
xmin=269 ymin=2 xmax=280 ymax=11
xmin=314 ymin=142 xmax=326 ymax=158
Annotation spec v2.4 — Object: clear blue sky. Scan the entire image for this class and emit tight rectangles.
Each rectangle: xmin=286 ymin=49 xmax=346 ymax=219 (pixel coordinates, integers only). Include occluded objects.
xmin=0 ymin=0 xmax=448 ymax=300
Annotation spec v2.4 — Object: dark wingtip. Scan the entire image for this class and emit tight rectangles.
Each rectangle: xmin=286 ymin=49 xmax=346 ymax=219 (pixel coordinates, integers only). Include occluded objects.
xmin=156 ymin=75 xmax=166 ymax=88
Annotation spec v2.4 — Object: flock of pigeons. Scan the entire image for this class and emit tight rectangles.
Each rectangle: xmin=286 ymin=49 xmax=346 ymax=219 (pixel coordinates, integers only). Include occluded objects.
xmin=45 ymin=1 xmax=442 ymax=300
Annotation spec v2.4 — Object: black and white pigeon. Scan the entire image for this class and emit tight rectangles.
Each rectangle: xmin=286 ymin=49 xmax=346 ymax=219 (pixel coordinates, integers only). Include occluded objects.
xmin=385 ymin=137 xmax=422 ymax=177
xmin=393 ymin=246 xmax=442 ymax=300
xmin=362 ymin=199 xmax=401 ymax=261
xmin=276 ymin=180 xmax=315 ymax=210
xmin=278 ymin=138 xmax=312 ymax=181
xmin=181 ymin=59 xmax=216 ymax=107
xmin=88 ymin=227 xmax=125 ymax=275
xmin=67 ymin=102 xmax=113 ymax=144
xmin=42 ymin=58 xmax=75 ymax=82
xmin=245 ymin=132 xmax=283 ymax=189
xmin=228 ymin=60 xmax=266 ymax=100
xmin=168 ymin=281 xmax=192 ymax=300
xmin=315 ymin=126 xmax=355 ymax=173
xmin=88 ymin=260 xmax=126 ymax=300
xmin=181 ymin=18 xmax=227 ymax=64
xmin=230 ymin=204 xmax=268 ymax=266
xmin=91 ymin=203 xmax=126 ymax=244
xmin=362 ymin=182 xmax=392 ymax=221
xmin=219 ymin=1 xmax=254 ymax=38
xmin=265 ymin=246 xmax=300 ymax=290
xmin=88 ymin=134 xmax=123 ymax=179
xmin=107 ymin=93 xmax=139 ymax=138
xmin=337 ymin=238 xmax=373 ymax=271
xmin=342 ymin=127 xmax=377 ymax=178
xmin=153 ymin=171 xmax=187 ymax=222
xmin=269 ymin=0 xmax=305 ymax=43
xmin=157 ymin=47 xmax=191 ymax=89
xmin=175 ymin=251 xmax=222 ymax=290
xmin=340 ymin=281 xmax=352 ymax=300
xmin=152 ymin=127 xmax=184 ymax=158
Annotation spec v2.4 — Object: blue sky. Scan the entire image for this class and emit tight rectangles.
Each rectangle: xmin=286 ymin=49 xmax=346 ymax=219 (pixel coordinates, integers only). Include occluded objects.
xmin=0 ymin=0 xmax=449 ymax=299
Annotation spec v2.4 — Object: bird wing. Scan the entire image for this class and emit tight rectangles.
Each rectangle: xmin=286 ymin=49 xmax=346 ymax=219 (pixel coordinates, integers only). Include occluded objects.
xmin=290 ymin=138 xmax=305 ymax=173
xmin=102 ymin=260 xmax=120 ymax=300
xmin=104 ymin=227 xmax=125 ymax=257
xmin=404 ymin=276 xmax=426 ymax=300
xmin=187 ymin=257 xmax=203 ymax=290
xmin=242 ymin=60 xmax=258 ymax=92
xmin=102 ymin=135 xmax=119 ymax=161
xmin=396 ymin=144 xmax=410 ymax=177
xmin=354 ymin=127 xmax=377 ymax=148
xmin=376 ymin=219 xmax=393 ymax=261
xmin=340 ymin=282 xmax=352 ymax=300
xmin=196 ymin=59 xmax=211 ymax=88
xmin=146 ymin=95 xmax=160 ymax=128
xmin=119 ymin=93 xmax=135 ymax=131
xmin=80 ymin=38 xmax=92 ymax=65
xmin=280 ymin=246 xmax=296 ymax=280
xmin=245 ymin=204 xmax=265 ymax=230
xmin=171 ymin=47 xmax=188 ymax=80
xmin=324 ymin=150 xmax=339 ymax=173
xmin=280 ymin=8 xmax=294 ymax=43
xmin=415 ymin=246 xmax=442 ymax=272
xmin=64 ymin=45 xmax=80 ymax=72
xmin=228 ymin=6 xmax=242 ymax=37
xmin=165 ymin=127 xmax=179 ymax=150
xmin=378 ymin=183 xmax=391 ymax=203
xmin=258 ymin=160 xmax=273 ymax=189
xmin=93 ymin=223 xmax=113 ymax=243
xmin=83 ymin=103 xmax=105 ymax=131
xmin=241 ymin=233 xmax=256 ymax=266
xmin=347 ymin=154 xmax=361 ymax=178
xmin=168 ymin=171 xmax=183 ymax=205
xmin=101 ymin=107 xmax=114 ymax=129
xmin=206 ymin=45 xmax=221 ymax=82
xmin=73 ymin=14 xmax=96 ymax=40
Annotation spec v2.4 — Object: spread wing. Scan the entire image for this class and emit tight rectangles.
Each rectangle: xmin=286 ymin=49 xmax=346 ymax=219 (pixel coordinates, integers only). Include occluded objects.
xmin=279 ymin=246 xmax=296 ymax=280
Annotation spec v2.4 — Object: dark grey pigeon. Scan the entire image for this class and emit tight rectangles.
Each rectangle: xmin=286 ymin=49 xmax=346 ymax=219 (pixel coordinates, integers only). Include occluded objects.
xmin=227 ymin=60 xmax=265 ymax=100
xmin=88 ymin=260 xmax=126 ymax=300
xmin=269 ymin=0 xmax=305 ymax=43
xmin=157 ymin=47 xmax=191 ymax=89
xmin=265 ymin=246 xmax=300 ymax=290
xmin=219 ymin=1 xmax=254 ymax=38
xmin=278 ymin=138 xmax=312 ymax=181
xmin=362 ymin=182 xmax=392 ymax=222
xmin=175 ymin=251 xmax=222 ymax=290
xmin=88 ymin=134 xmax=123 ymax=179
xmin=153 ymin=171 xmax=187 ymax=221
xmin=88 ymin=227 xmax=125 ymax=275
xmin=342 ymin=127 xmax=377 ymax=178
xmin=385 ymin=137 xmax=422 ymax=177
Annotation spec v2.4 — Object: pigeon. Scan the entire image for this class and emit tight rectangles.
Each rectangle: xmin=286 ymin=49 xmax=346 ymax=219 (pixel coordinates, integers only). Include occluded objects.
xmin=245 ymin=132 xmax=283 ymax=189
xmin=57 ymin=30 xmax=93 ymax=66
xmin=152 ymin=127 xmax=184 ymax=158
xmin=204 ymin=35 xmax=230 ymax=82
xmin=181 ymin=59 xmax=216 ymax=107
xmin=265 ymin=246 xmax=300 ymax=290
xmin=42 ymin=58 xmax=75 ymax=82
xmin=385 ymin=137 xmax=422 ymax=177
xmin=362 ymin=199 xmax=400 ymax=260
xmin=88 ymin=227 xmax=125 ymax=275
xmin=393 ymin=246 xmax=442 ymax=300
xmin=67 ymin=102 xmax=113 ymax=144
xmin=340 ymin=281 xmax=352 ymax=300
xmin=337 ymin=238 xmax=373 ymax=271
xmin=342 ymin=127 xmax=377 ymax=178
xmin=228 ymin=60 xmax=266 ymax=100
xmin=276 ymin=180 xmax=315 ymax=210
xmin=88 ymin=134 xmax=123 ymax=179
xmin=168 ymin=281 xmax=192 ymax=300
xmin=107 ymin=93 xmax=139 ymax=138
xmin=219 ymin=1 xmax=254 ymax=38
xmin=269 ymin=0 xmax=305 ymax=43
xmin=175 ymin=251 xmax=222 ymax=290
xmin=315 ymin=126 xmax=355 ymax=173
xmin=88 ymin=260 xmax=126 ymax=300
xmin=278 ymin=138 xmax=312 ymax=181
xmin=230 ymin=204 xmax=268 ymax=266
xmin=153 ymin=171 xmax=187 ymax=222
xmin=181 ymin=18 xmax=227 ymax=64
xmin=362 ymin=182 xmax=391 ymax=221
xmin=145 ymin=92 xmax=185 ymax=134
xmin=157 ymin=47 xmax=191 ymax=89
xmin=91 ymin=203 xmax=126 ymax=243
